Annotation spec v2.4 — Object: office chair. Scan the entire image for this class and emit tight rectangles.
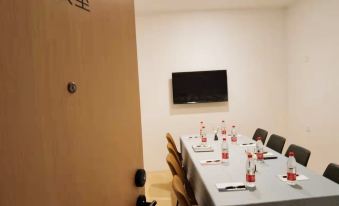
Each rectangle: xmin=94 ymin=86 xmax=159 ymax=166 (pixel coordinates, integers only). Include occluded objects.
xmin=323 ymin=163 xmax=339 ymax=184
xmin=166 ymin=133 xmax=182 ymax=160
xmin=172 ymin=175 xmax=196 ymax=206
xmin=266 ymin=134 xmax=286 ymax=154
xmin=166 ymin=153 xmax=197 ymax=205
xmin=167 ymin=143 xmax=182 ymax=166
xmin=285 ymin=144 xmax=311 ymax=167
xmin=252 ymin=128 xmax=268 ymax=144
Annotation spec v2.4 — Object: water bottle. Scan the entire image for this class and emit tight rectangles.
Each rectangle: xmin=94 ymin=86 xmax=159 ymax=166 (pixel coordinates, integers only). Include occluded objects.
xmin=231 ymin=125 xmax=237 ymax=143
xmin=199 ymin=121 xmax=204 ymax=142
xmin=287 ymin=152 xmax=297 ymax=185
xmin=201 ymin=126 xmax=207 ymax=146
xmin=256 ymin=137 xmax=264 ymax=162
xmin=199 ymin=121 xmax=204 ymax=135
xmin=221 ymin=120 xmax=227 ymax=137
xmin=246 ymin=153 xmax=256 ymax=188
xmin=221 ymin=138 xmax=229 ymax=164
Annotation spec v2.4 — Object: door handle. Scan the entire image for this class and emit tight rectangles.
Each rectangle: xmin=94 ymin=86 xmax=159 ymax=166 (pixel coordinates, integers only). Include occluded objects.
xmin=135 ymin=169 xmax=146 ymax=187
xmin=136 ymin=195 xmax=157 ymax=206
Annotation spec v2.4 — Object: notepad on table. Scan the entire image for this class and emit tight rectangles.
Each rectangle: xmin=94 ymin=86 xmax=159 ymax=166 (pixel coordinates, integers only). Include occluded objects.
xmin=278 ymin=174 xmax=309 ymax=181
xmin=192 ymin=144 xmax=214 ymax=152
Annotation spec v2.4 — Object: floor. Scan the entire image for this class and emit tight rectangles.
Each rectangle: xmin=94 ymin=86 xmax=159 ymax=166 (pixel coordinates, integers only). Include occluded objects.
xmin=145 ymin=170 xmax=176 ymax=206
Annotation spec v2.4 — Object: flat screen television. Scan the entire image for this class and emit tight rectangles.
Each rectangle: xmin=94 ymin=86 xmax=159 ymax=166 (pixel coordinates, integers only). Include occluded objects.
xmin=172 ymin=70 xmax=228 ymax=104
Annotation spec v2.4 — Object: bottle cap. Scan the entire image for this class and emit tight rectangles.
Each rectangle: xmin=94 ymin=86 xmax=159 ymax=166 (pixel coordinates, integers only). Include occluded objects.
xmin=256 ymin=137 xmax=262 ymax=141
xmin=289 ymin=152 xmax=295 ymax=157
xmin=223 ymin=138 xmax=226 ymax=141
xmin=248 ymin=153 xmax=253 ymax=158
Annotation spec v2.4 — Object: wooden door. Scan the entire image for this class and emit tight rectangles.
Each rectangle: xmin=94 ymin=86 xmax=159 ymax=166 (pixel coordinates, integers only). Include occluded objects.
xmin=0 ymin=0 xmax=144 ymax=205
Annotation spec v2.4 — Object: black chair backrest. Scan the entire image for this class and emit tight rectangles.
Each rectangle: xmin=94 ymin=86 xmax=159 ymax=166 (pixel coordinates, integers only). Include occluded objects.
xmin=323 ymin=163 xmax=339 ymax=184
xmin=266 ymin=134 xmax=286 ymax=154
xmin=285 ymin=144 xmax=311 ymax=167
xmin=252 ymin=128 xmax=268 ymax=144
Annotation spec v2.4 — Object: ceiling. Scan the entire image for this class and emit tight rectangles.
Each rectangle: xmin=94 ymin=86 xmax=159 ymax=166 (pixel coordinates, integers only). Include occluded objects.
xmin=135 ymin=0 xmax=297 ymax=13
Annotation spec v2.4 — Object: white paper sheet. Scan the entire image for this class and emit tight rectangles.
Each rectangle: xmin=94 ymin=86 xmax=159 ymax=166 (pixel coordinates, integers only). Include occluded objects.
xmin=192 ymin=144 xmax=214 ymax=152
xmin=277 ymin=174 xmax=309 ymax=181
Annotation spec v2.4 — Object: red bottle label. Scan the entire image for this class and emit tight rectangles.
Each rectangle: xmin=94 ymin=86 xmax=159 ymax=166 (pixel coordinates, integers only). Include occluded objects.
xmin=246 ymin=174 xmax=255 ymax=182
xmin=256 ymin=152 xmax=264 ymax=160
xmin=222 ymin=152 xmax=229 ymax=159
xmin=231 ymin=136 xmax=237 ymax=142
xmin=287 ymin=172 xmax=296 ymax=181
xmin=202 ymin=137 xmax=207 ymax=142
xmin=222 ymin=130 xmax=226 ymax=135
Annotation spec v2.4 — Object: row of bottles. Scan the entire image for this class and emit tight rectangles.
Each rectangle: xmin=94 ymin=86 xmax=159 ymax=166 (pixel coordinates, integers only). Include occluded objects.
xmin=199 ymin=121 xmax=297 ymax=188
xmin=245 ymin=150 xmax=297 ymax=188
xmin=221 ymin=120 xmax=238 ymax=138
xmin=199 ymin=120 xmax=238 ymax=145
xmin=247 ymin=137 xmax=297 ymax=188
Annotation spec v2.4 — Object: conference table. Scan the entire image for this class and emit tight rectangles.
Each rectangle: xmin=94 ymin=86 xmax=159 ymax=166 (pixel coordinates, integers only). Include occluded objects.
xmin=180 ymin=134 xmax=339 ymax=206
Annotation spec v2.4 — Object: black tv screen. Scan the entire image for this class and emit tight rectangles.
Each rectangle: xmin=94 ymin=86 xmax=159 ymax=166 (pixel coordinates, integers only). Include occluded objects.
xmin=172 ymin=70 xmax=228 ymax=104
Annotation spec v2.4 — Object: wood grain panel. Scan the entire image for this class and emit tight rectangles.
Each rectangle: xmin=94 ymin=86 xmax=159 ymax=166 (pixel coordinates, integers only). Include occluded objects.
xmin=0 ymin=0 xmax=144 ymax=205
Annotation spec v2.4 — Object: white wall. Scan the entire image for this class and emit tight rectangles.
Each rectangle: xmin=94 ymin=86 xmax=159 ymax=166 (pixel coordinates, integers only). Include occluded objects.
xmin=286 ymin=0 xmax=339 ymax=174
xmin=136 ymin=9 xmax=288 ymax=171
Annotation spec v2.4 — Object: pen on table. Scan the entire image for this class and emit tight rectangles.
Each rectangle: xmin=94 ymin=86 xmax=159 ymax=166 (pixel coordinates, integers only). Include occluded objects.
xmin=206 ymin=160 xmax=220 ymax=163
xmin=282 ymin=174 xmax=299 ymax=178
xmin=242 ymin=143 xmax=254 ymax=145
